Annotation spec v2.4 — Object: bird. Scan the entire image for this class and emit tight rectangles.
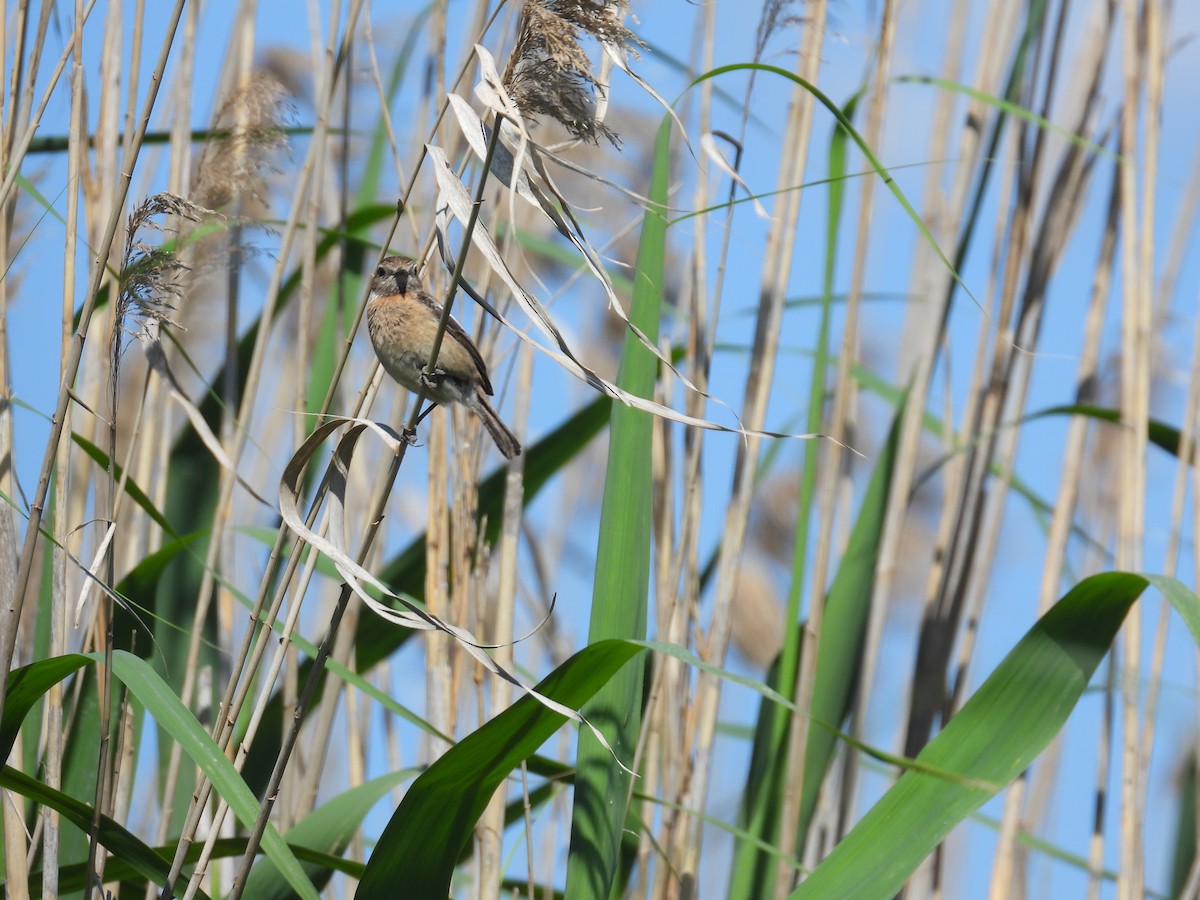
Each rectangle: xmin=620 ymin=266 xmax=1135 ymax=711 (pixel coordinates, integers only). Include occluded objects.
xmin=366 ymin=255 xmax=522 ymax=459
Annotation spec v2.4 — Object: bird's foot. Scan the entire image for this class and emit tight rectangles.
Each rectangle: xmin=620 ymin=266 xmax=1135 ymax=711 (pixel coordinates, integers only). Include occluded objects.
xmin=419 ymin=366 xmax=446 ymax=391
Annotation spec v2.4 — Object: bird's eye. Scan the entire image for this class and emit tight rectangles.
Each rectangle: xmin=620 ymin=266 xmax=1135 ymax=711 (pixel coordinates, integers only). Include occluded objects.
xmin=375 ymin=266 xmax=386 ymax=278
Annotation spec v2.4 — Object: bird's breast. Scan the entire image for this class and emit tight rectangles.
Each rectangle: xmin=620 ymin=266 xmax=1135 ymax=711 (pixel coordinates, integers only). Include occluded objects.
xmin=366 ymin=294 xmax=476 ymax=404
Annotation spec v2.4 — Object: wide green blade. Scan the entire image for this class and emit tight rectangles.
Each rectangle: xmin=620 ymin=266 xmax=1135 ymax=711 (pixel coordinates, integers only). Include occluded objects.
xmin=565 ymin=112 xmax=671 ymax=899
xmin=356 ymin=639 xmax=644 ymax=898
xmin=243 ymin=769 xmax=416 ymax=898
xmin=107 ymin=651 xmax=320 ymax=900
xmin=730 ymin=92 xmax=866 ymax=899
xmin=0 ymin=654 xmax=90 ymax=762
xmin=791 ymin=572 xmax=1200 ymax=898
xmin=0 ymin=765 xmax=210 ymax=899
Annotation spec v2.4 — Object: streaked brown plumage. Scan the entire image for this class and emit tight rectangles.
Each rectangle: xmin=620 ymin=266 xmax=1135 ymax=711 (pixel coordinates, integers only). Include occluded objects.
xmin=366 ymin=255 xmax=521 ymax=459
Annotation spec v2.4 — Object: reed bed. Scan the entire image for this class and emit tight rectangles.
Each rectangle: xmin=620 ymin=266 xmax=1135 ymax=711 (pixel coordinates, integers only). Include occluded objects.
xmin=0 ymin=1 xmax=1197 ymax=898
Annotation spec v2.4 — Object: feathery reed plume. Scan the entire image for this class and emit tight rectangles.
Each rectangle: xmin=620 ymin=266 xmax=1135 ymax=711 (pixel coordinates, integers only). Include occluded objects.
xmin=502 ymin=0 xmax=637 ymax=145
xmin=113 ymin=193 xmax=217 ymax=412
xmin=193 ymin=72 xmax=292 ymax=212
xmin=753 ymin=0 xmax=803 ymax=60
xmin=115 ymin=193 xmax=215 ymax=353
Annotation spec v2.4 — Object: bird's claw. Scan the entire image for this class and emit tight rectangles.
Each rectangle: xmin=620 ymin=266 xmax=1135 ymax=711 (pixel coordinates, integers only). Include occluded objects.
xmin=419 ymin=367 xmax=446 ymax=391
xmin=400 ymin=426 xmax=420 ymax=447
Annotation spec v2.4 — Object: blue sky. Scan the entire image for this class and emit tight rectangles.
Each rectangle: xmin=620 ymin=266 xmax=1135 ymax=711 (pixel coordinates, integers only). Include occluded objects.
xmin=7 ymin=1 xmax=1200 ymax=897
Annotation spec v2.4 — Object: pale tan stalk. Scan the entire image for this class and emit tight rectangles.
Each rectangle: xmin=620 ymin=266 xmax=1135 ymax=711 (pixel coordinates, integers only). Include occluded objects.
xmin=1 ymin=2 xmax=18 ymax=154
xmin=165 ymin=0 xmax=198 ymax=197
xmin=841 ymin=0 xmax=962 ymax=794
xmin=1191 ymin=294 xmax=1200 ymax=900
xmin=427 ymin=290 xmax=477 ymax=785
xmin=425 ymin=411 xmax=454 ymax=752
xmin=956 ymin=8 xmax=1112 ymax=890
xmin=102 ymin=699 xmax=135 ymax=897
xmin=82 ymin=0 xmax=128 ymax=675
xmin=131 ymin=375 xmax=169 ymax=564
xmin=79 ymin=6 xmax=154 ymax=896
xmin=479 ymin=346 xmax=530 ymax=899
xmin=4 ymin=0 xmax=53 ymax=166
xmin=144 ymin=429 xmax=178 ymax=846
xmin=868 ymin=0 xmax=1018 ymax=774
xmin=39 ymin=6 xmax=88 ymax=895
xmin=450 ymin=425 xmax=475 ymax=741
xmin=84 ymin=0 xmax=122 ymax=251
xmin=675 ymin=2 xmax=828 ymax=886
xmin=894 ymin=0 xmax=971 ymax=379
xmin=1131 ymin=3 xmax=1164 ymax=875
xmin=777 ymin=5 xmax=895 ymax=893
xmin=345 ymin=676 xmax=366 ymax=872
xmin=0 ymin=0 xmax=106 ymax=733
xmin=181 ymin=510 xmax=333 ymax=897
xmin=0 ymin=4 xmax=64 ymax=897
xmin=634 ymin=350 xmax=674 ymax=896
xmin=215 ymin=29 xmax=258 ymax=856
xmin=158 ymin=5 xmax=368 ymax=893
xmin=0 ymin=0 xmax=13 ymax=651
xmin=1024 ymin=160 xmax=1123 ymax=900
xmin=120 ymin=0 xmax=144 ymax=174
xmin=1088 ymin=650 xmax=1118 ymax=899
xmin=1155 ymin=148 xmax=1200 ymax=326
xmin=131 ymin=0 xmax=196 ymax=587
xmin=1149 ymin=142 xmax=1200 ymax=575
xmin=290 ymin=593 xmax=364 ymax=824
xmin=1116 ymin=1 xmax=1154 ymax=896
xmin=1145 ymin=281 xmax=1200 ymax=829
xmin=277 ymin=0 xmax=341 ymax=833
xmin=0 ymin=168 xmax=26 ymax=898
xmin=17 ymin=3 xmax=54 ymax=142
xmin=362 ymin=7 xmax=414 ymax=244
xmin=294 ymin=13 xmax=327 ymax=450
xmin=163 ymin=0 xmax=261 ymax=830
xmin=2 ymin=739 xmax=29 ymax=900
xmin=903 ymin=121 xmax=1015 ymax=895
xmin=648 ymin=5 xmax=715 ymax=891
xmin=279 ymin=575 xmax=300 ymax=814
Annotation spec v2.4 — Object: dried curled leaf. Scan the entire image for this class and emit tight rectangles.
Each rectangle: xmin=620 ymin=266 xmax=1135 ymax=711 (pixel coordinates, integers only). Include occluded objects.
xmin=278 ymin=417 xmax=630 ymax=771
xmin=426 ymin=143 xmax=835 ymax=446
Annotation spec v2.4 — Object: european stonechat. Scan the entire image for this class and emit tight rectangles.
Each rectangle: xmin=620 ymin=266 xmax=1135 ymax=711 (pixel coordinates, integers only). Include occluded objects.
xmin=366 ymin=255 xmax=521 ymax=459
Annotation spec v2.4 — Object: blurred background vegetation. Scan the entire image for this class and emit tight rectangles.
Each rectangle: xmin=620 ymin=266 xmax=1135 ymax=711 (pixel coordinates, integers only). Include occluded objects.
xmin=0 ymin=0 xmax=1198 ymax=898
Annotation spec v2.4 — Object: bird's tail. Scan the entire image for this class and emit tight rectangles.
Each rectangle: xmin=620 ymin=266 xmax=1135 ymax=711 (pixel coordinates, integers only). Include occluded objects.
xmin=471 ymin=389 xmax=522 ymax=459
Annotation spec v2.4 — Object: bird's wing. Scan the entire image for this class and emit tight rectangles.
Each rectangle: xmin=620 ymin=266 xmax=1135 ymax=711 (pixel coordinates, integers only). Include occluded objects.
xmin=443 ymin=307 xmax=495 ymax=396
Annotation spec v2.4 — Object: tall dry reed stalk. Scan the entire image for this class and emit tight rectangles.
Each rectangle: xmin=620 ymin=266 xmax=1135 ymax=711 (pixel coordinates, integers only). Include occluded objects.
xmin=0 ymin=2 xmax=1195 ymax=899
